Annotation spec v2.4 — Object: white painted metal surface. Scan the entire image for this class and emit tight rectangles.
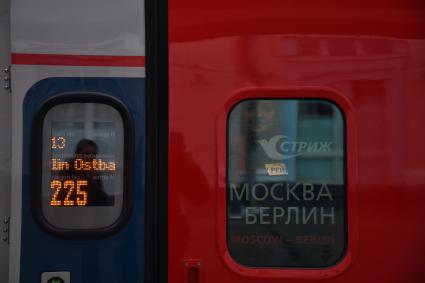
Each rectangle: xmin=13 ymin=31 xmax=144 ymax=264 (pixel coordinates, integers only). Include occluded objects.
xmin=0 ymin=0 xmax=11 ymax=281
xmin=11 ymin=0 xmax=145 ymax=56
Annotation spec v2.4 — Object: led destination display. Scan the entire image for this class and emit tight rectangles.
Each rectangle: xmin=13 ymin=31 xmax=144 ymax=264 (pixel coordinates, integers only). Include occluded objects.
xmin=49 ymin=122 xmax=117 ymax=207
xmin=41 ymin=102 xmax=125 ymax=230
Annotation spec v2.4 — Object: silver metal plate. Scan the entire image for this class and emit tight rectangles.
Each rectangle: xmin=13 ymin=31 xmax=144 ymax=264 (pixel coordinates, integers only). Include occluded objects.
xmin=41 ymin=271 xmax=70 ymax=283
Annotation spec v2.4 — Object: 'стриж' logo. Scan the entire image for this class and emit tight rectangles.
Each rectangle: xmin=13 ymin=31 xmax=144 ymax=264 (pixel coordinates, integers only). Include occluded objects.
xmin=258 ymin=135 xmax=333 ymax=160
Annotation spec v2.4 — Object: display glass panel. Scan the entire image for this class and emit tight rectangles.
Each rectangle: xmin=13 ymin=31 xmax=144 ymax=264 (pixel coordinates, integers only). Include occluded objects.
xmin=42 ymin=103 xmax=125 ymax=229
xmin=227 ymin=99 xmax=346 ymax=268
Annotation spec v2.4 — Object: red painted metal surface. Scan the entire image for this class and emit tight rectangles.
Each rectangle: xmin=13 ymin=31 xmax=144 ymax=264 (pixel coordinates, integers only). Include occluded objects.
xmin=11 ymin=53 xmax=145 ymax=67
xmin=168 ymin=1 xmax=425 ymax=282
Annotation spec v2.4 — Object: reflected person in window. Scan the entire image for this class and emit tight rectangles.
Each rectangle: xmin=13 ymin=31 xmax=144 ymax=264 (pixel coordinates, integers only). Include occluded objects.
xmin=236 ymin=100 xmax=282 ymax=179
xmin=71 ymin=139 xmax=115 ymax=206
xmin=229 ymin=101 xmax=284 ymax=212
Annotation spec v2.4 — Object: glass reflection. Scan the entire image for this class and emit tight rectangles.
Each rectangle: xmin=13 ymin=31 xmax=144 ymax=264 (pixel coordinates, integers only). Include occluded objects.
xmin=228 ymin=99 xmax=345 ymax=267
xmin=42 ymin=103 xmax=124 ymax=229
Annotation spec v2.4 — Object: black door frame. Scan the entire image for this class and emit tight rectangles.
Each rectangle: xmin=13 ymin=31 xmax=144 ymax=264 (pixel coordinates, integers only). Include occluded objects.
xmin=145 ymin=0 xmax=168 ymax=282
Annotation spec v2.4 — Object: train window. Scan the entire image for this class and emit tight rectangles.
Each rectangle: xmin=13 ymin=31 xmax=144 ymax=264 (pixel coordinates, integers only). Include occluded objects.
xmin=32 ymin=95 xmax=132 ymax=235
xmin=227 ymin=99 xmax=346 ymax=268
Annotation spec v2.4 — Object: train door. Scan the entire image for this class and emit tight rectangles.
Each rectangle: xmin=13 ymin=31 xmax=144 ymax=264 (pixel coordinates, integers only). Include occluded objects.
xmin=9 ymin=0 xmax=152 ymax=282
xmin=168 ymin=1 xmax=425 ymax=283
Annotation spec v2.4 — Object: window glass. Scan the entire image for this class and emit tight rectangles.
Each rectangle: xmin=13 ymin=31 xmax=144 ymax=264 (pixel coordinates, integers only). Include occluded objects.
xmin=42 ymin=103 xmax=124 ymax=229
xmin=227 ymin=99 xmax=346 ymax=268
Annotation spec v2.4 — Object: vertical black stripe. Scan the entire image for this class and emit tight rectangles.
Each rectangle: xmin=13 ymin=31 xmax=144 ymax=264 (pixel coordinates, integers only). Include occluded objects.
xmin=145 ymin=0 xmax=168 ymax=281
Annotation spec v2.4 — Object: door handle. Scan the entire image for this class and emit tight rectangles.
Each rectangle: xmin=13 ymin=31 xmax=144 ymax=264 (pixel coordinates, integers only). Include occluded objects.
xmin=183 ymin=260 xmax=202 ymax=283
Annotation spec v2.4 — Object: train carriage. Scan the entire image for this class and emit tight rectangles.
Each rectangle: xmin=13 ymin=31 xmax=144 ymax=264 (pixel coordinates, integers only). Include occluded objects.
xmin=0 ymin=0 xmax=424 ymax=282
